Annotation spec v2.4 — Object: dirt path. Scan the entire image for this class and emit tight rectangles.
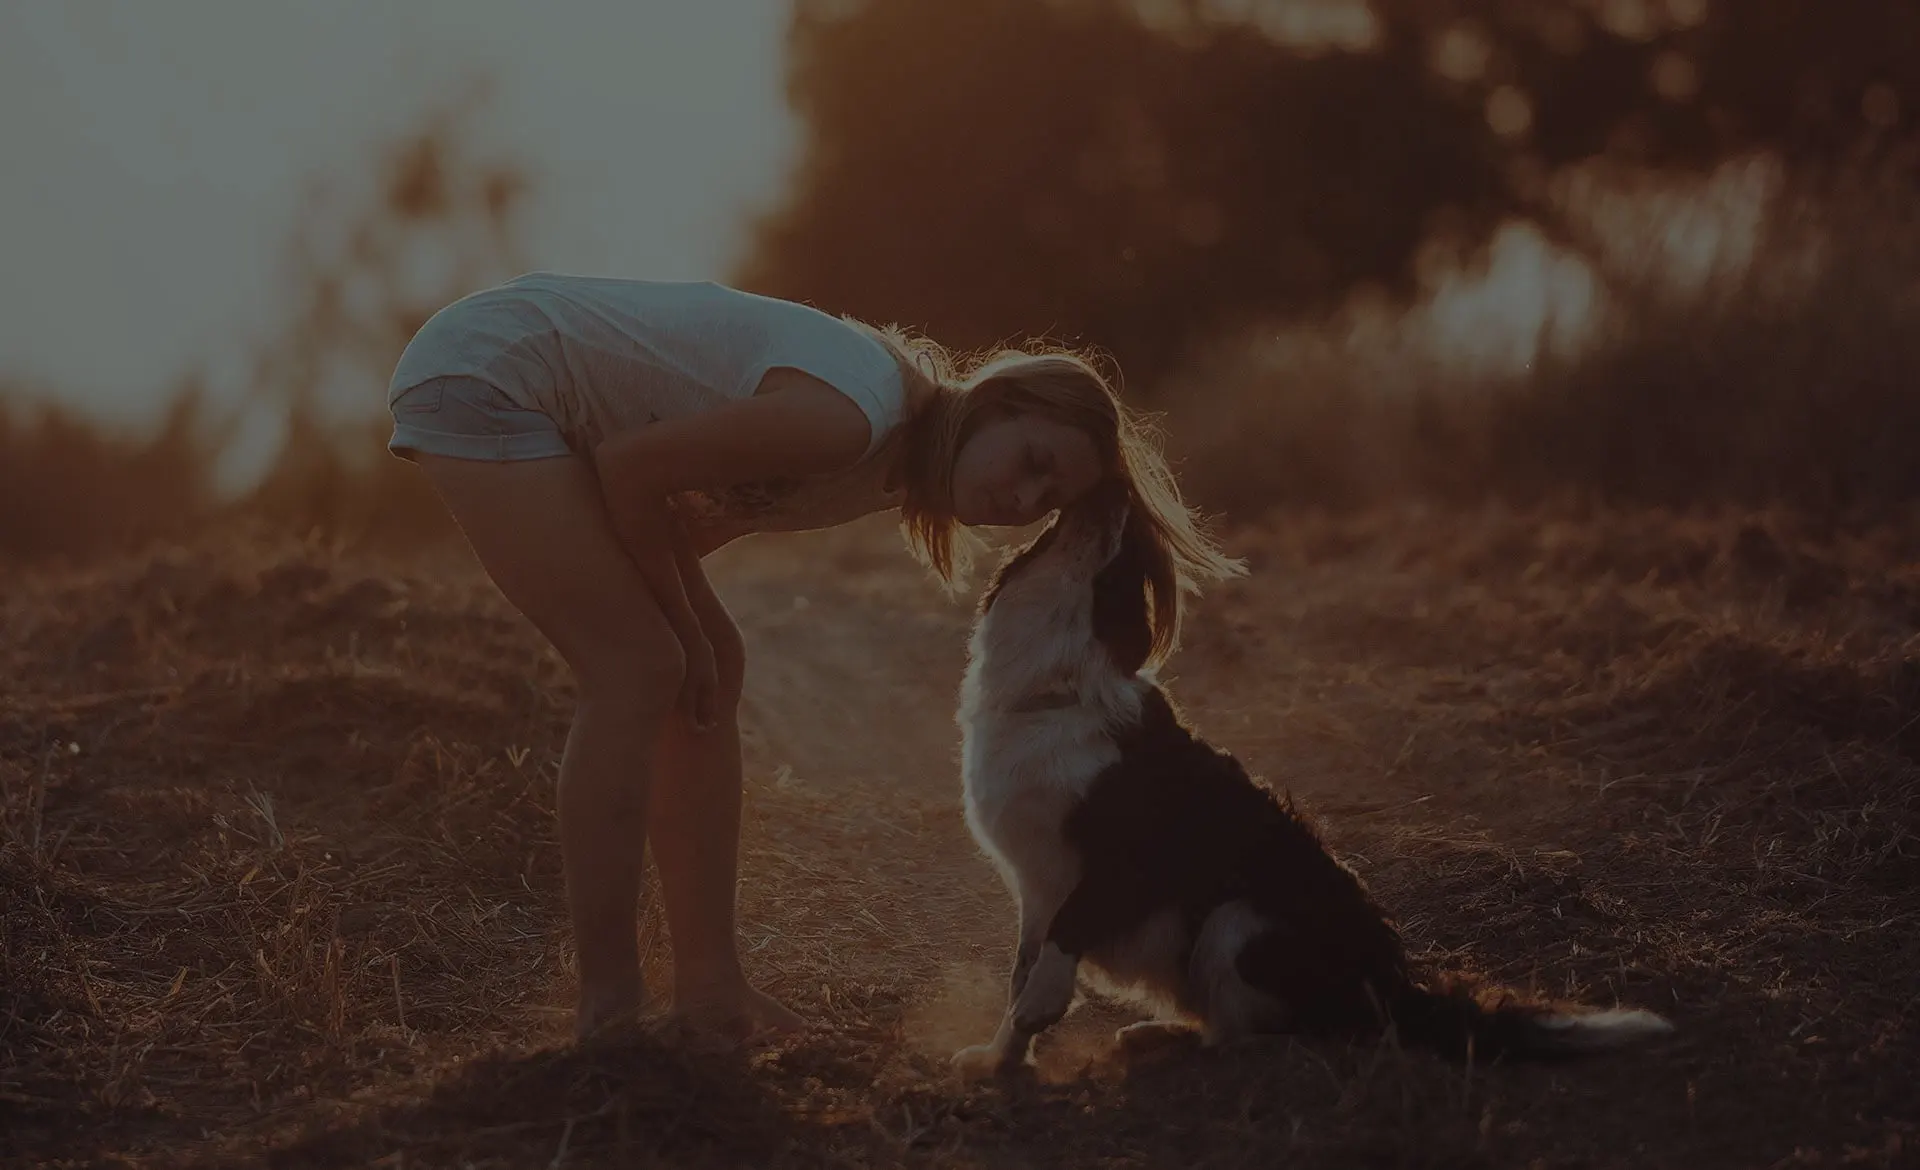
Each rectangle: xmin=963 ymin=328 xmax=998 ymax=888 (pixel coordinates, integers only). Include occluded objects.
xmin=4 ymin=509 xmax=1916 ymax=1168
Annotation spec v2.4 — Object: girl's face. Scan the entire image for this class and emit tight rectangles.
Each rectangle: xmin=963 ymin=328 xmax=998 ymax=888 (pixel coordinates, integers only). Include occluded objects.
xmin=950 ymin=407 xmax=1106 ymax=527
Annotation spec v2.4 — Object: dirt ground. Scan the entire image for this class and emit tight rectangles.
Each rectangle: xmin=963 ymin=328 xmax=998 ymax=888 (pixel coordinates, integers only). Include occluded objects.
xmin=4 ymin=504 xmax=1917 ymax=1169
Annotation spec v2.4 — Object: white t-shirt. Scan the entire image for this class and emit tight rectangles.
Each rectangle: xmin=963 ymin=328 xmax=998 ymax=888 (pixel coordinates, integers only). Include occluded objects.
xmin=389 ymin=272 xmax=911 ymax=538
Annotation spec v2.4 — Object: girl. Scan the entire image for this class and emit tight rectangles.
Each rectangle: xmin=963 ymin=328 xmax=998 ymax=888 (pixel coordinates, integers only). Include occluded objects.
xmin=385 ymin=272 xmax=1241 ymax=1042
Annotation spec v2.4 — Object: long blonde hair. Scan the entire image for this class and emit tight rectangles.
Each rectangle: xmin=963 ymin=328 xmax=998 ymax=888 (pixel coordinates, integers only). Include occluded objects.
xmin=850 ymin=318 xmax=1246 ymax=654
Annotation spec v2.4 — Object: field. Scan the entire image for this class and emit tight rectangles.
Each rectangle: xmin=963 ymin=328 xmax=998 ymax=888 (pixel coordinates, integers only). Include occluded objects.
xmin=5 ymin=504 xmax=1918 ymax=1169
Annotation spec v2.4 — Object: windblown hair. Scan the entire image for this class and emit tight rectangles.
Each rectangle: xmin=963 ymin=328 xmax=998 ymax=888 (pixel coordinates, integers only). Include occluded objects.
xmin=849 ymin=318 xmax=1244 ymax=652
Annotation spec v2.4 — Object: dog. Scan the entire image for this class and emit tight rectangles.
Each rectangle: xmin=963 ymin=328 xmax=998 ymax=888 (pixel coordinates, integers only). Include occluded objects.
xmin=951 ymin=483 xmax=1675 ymax=1079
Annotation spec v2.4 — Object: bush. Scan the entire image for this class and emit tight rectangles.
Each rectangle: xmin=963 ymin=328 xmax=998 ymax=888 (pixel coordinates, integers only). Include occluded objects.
xmin=1167 ymin=162 xmax=1920 ymax=521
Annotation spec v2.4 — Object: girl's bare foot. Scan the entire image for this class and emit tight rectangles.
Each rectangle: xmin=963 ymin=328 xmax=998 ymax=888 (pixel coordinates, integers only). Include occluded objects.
xmin=574 ymin=984 xmax=648 ymax=1044
xmin=670 ymin=980 xmax=806 ymax=1044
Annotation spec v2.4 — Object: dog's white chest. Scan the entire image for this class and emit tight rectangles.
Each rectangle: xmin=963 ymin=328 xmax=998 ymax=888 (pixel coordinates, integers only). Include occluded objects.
xmin=959 ymin=709 xmax=1119 ymax=869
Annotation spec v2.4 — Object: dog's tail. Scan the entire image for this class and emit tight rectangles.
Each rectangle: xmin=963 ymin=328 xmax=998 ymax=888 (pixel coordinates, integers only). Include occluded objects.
xmin=1384 ymin=983 xmax=1675 ymax=1063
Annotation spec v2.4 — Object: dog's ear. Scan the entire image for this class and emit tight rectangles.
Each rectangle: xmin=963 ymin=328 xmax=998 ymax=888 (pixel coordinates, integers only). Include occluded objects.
xmin=979 ymin=521 xmax=1061 ymax=615
xmin=1091 ymin=501 xmax=1155 ymax=677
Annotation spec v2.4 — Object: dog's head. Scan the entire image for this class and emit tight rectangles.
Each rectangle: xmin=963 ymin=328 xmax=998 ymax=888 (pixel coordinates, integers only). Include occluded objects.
xmin=977 ymin=479 xmax=1177 ymax=678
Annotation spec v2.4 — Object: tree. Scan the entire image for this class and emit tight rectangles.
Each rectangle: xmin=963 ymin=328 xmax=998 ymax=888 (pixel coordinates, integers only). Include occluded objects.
xmin=737 ymin=0 xmax=1918 ymax=393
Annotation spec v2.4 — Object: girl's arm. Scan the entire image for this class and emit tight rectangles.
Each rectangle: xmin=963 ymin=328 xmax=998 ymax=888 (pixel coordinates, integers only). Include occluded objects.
xmin=592 ymin=369 xmax=874 ymax=651
xmin=594 ymin=370 xmax=876 ymax=499
xmin=595 ymin=492 xmax=724 ymax=730
xmin=599 ymin=489 xmax=706 ymax=645
xmin=665 ymin=502 xmax=722 ymax=731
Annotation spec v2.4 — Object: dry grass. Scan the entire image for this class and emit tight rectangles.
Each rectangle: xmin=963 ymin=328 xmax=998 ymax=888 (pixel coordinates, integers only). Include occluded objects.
xmin=4 ymin=505 xmax=1917 ymax=1168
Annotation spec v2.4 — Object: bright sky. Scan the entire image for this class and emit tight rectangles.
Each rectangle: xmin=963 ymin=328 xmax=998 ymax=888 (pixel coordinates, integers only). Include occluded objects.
xmin=0 ymin=1 xmax=795 ymax=430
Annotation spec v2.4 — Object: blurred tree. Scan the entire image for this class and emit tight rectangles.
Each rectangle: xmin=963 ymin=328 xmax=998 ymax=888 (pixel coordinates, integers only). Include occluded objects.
xmin=239 ymin=78 xmax=528 ymax=544
xmin=737 ymin=0 xmax=1919 ymax=393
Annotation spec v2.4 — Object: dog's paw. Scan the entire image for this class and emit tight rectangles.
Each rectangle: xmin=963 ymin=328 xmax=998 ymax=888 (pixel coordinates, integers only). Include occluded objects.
xmin=1114 ymin=1020 xmax=1204 ymax=1065
xmin=952 ymin=1041 xmax=1028 ymax=1081
xmin=951 ymin=1042 xmax=1005 ymax=1081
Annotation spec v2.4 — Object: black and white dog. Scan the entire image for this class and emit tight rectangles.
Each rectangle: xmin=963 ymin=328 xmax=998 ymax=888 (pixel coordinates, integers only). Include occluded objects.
xmin=952 ymin=484 xmax=1674 ymax=1079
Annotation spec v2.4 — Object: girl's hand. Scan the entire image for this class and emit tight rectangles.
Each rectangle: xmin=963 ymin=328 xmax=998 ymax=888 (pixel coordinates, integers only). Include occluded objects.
xmin=681 ymin=631 xmax=720 ymax=733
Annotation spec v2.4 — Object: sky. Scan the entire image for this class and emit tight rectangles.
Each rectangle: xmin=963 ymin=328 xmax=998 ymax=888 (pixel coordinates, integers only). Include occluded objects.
xmin=0 ymin=2 xmax=796 ymax=431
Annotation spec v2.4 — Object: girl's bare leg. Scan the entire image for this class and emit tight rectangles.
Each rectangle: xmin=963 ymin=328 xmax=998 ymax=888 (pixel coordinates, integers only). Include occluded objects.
xmin=649 ymin=556 xmax=805 ymax=1037
xmin=412 ymin=453 xmax=683 ymax=1039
